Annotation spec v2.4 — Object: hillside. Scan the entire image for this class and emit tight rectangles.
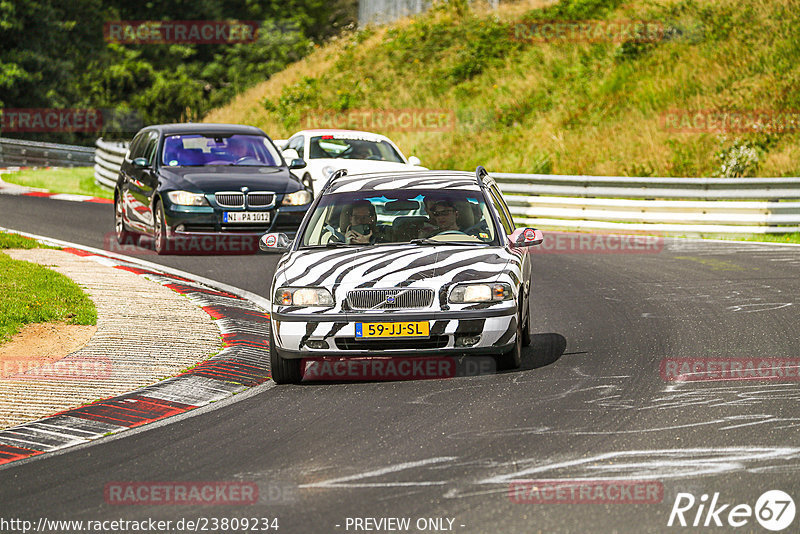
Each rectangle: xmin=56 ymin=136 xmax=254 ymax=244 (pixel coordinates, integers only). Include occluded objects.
xmin=204 ymin=0 xmax=800 ymax=178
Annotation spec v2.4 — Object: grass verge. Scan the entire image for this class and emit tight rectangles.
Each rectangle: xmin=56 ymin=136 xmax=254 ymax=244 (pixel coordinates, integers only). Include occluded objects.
xmin=1 ymin=167 xmax=113 ymax=199
xmin=206 ymin=0 xmax=800 ymax=178
xmin=0 ymin=233 xmax=97 ymax=345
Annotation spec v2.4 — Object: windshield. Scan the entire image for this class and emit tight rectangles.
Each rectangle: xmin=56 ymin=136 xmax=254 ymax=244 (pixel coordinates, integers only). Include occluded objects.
xmin=300 ymin=190 xmax=497 ymax=247
xmin=308 ymin=135 xmax=404 ymax=163
xmin=161 ymin=134 xmax=282 ymax=167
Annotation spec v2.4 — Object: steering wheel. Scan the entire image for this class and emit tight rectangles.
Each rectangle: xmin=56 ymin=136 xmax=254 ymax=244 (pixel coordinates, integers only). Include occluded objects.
xmin=433 ymin=230 xmax=469 ymax=237
xmin=234 ymin=156 xmax=259 ymax=165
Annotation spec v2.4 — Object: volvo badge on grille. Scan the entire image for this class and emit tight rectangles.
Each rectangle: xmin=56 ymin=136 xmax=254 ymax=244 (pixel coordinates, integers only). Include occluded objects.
xmin=385 ymin=296 xmax=396 ymax=304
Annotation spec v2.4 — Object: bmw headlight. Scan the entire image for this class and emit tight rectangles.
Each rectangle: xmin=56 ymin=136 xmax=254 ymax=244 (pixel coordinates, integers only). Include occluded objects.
xmin=166 ymin=191 xmax=209 ymax=206
xmin=281 ymin=189 xmax=312 ymax=206
xmin=449 ymin=283 xmax=512 ymax=303
xmin=275 ymin=287 xmax=334 ymax=306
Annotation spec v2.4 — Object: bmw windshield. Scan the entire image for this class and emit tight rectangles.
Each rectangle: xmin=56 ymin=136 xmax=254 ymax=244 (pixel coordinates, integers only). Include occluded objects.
xmin=161 ymin=134 xmax=283 ymax=167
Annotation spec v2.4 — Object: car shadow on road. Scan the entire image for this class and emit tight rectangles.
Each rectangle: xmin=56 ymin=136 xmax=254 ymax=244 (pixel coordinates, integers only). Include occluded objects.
xmin=519 ymin=333 xmax=567 ymax=371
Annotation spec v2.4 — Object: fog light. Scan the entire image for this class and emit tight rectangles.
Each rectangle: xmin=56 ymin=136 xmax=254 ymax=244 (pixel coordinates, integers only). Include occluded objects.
xmin=455 ymin=335 xmax=481 ymax=347
xmin=175 ymin=224 xmax=185 ymax=232
xmin=306 ymin=340 xmax=329 ymax=349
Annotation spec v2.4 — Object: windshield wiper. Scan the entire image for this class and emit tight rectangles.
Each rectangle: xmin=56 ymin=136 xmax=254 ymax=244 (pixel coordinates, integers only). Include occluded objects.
xmin=302 ymin=242 xmax=364 ymax=249
xmin=409 ymin=238 xmax=486 ymax=246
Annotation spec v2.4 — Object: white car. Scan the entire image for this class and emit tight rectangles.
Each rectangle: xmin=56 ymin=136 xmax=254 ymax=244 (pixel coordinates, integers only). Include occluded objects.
xmin=259 ymin=167 xmax=544 ymax=384
xmin=276 ymin=129 xmax=426 ymax=195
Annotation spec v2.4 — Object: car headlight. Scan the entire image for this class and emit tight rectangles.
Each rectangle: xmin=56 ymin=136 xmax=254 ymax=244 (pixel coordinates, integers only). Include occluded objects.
xmin=449 ymin=283 xmax=512 ymax=303
xmin=275 ymin=287 xmax=334 ymax=306
xmin=281 ymin=189 xmax=312 ymax=206
xmin=167 ymin=191 xmax=209 ymax=206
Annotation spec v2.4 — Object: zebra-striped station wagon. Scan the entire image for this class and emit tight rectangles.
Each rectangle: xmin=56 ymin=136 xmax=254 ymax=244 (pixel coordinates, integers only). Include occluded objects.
xmin=260 ymin=167 xmax=544 ymax=383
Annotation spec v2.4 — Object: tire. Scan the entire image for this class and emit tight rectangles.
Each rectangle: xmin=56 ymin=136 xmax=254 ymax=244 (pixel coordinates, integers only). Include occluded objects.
xmin=153 ymin=201 xmax=170 ymax=255
xmin=495 ymin=312 xmax=523 ymax=371
xmin=522 ymin=294 xmax=531 ymax=347
xmin=269 ymin=328 xmax=302 ymax=384
xmin=114 ymin=192 xmax=136 ymax=245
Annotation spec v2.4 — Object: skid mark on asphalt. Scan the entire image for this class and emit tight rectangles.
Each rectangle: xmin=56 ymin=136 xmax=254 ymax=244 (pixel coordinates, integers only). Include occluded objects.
xmin=297 ymin=448 xmax=800 ymax=497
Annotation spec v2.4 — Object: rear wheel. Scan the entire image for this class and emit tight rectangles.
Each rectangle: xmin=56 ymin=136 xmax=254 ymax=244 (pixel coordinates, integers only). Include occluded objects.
xmin=269 ymin=328 xmax=302 ymax=384
xmin=495 ymin=313 xmax=522 ymax=371
xmin=153 ymin=201 xmax=170 ymax=255
xmin=114 ymin=193 xmax=136 ymax=245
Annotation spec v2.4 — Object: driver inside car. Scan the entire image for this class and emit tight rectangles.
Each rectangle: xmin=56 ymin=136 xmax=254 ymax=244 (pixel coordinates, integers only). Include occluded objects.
xmin=427 ymin=200 xmax=461 ymax=234
xmin=228 ymin=137 xmax=251 ymax=163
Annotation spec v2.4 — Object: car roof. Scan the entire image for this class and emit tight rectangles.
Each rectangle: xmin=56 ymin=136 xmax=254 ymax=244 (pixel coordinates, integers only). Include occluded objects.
xmin=325 ymin=170 xmax=485 ymax=194
xmin=143 ymin=123 xmax=269 ymax=136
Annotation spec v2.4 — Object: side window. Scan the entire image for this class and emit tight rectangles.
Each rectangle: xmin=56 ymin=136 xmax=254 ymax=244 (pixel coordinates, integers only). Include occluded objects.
xmin=127 ymin=132 xmax=147 ymax=160
xmin=289 ymin=136 xmax=304 ymax=159
xmin=489 ymin=186 xmax=514 ymax=235
xmin=142 ymin=133 xmax=158 ymax=165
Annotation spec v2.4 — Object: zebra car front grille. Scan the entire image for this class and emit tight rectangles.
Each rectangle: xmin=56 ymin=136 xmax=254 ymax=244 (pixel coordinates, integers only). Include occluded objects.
xmin=347 ymin=288 xmax=434 ymax=310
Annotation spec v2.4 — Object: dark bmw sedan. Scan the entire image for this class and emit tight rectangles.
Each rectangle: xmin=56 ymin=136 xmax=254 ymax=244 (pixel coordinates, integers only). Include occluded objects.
xmin=114 ymin=123 xmax=310 ymax=254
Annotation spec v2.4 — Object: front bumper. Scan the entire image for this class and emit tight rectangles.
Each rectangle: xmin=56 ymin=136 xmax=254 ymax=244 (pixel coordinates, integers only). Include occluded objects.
xmin=271 ymin=307 xmax=518 ymax=359
xmin=163 ymin=202 xmax=308 ymax=235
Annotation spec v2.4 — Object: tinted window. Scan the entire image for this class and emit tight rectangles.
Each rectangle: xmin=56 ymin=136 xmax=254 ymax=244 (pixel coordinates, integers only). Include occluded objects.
xmin=142 ymin=132 xmax=158 ymax=165
xmin=161 ymin=134 xmax=281 ymax=167
xmin=127 ymin=131 xmax=149 ymax=159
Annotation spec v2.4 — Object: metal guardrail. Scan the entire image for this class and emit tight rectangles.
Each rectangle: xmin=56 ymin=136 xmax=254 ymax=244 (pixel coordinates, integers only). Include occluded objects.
xmin=94 ymin=138 xmax=128 ymax=190
xmin=64 ymin=137 xmax=800 ymax=234
xmin=0 ymin=137 xmax=94 ymax=167
xmin=494 ymin=173 xmax=800 ymax=234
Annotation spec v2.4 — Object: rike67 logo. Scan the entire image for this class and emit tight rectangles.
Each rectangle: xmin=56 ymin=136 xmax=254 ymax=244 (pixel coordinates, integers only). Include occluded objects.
xmin=668 ymin=490 xmax=795 ymax=531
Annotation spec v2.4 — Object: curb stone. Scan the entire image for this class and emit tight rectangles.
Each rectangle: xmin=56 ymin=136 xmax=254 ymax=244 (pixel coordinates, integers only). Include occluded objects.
xmin=0 ymin=229 xmax=272 ymax=467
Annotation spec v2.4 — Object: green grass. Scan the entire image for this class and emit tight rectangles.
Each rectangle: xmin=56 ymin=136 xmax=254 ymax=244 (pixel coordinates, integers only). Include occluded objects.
xmin=207 ymin=0 xmax=800 ymax=178
xmin=0 ymin=235 xmax=97 ymax=344
xmin=0 ymin=232 xmax=57 ymax=250
xmin=1 ymin=167 xmax=113 ymax=199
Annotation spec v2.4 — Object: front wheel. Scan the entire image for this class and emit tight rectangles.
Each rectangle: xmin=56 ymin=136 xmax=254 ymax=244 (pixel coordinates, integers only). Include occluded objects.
xmin=153 ymin=201 xmax=170 ymax=255
xmin=269 ymin=328 xmax=302 ymax=384
xmin=495 ymin=313 xmax=522 ymax=371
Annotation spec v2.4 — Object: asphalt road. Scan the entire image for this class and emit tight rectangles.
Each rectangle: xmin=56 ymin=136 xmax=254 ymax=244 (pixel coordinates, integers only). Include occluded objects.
xmin=1 ymin=193 xmax=799 ymax=533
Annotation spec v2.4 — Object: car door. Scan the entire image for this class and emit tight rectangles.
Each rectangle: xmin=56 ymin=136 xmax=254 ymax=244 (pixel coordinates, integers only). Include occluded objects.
xmin=119 ymin=131 xmax=149 ymax=232
xmin=126 ymin=130 xmax=159 ymax=232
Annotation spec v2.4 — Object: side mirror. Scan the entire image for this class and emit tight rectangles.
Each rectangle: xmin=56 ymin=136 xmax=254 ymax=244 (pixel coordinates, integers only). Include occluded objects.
xmin=289 ymin=158 xmax=307 ymax=170
xmin=260 ymin=232 xmax=291 ymax=252
xmin=408 ymin=156 xmax=421 ymax=166
xmin=509 ymin=227 xmax=544 ymax=248
xmin=132 ymin=157 xmax=150 ymax=168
